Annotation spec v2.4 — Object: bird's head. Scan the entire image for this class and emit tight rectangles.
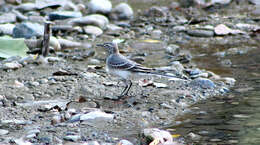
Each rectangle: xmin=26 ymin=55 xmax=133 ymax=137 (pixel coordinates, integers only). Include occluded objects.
xmin=96 ymin=42 xmax=119 ymax=55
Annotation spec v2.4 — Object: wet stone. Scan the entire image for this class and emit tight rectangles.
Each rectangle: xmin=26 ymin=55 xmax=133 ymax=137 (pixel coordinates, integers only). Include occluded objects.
xmin=48 ymin=11 xmax=82 ymax=21
xmin=186 ymin=29 xmax=214 ymax=37
xmin=13 ymin=22 xmax=44 ymax=38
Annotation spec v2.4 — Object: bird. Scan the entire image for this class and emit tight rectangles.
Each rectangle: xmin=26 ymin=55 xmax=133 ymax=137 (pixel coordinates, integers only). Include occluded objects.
xmin=97 ymin=42 xmax=184 ymax=99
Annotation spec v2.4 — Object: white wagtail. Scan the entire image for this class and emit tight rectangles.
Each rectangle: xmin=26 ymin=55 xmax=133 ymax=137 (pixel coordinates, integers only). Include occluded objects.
xmin=97 ymin=42 xmax=184 ymax=99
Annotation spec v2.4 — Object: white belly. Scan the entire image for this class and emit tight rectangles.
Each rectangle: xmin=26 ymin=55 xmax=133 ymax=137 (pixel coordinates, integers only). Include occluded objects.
xmin=106 ymin=67 xmax=131 ymax=79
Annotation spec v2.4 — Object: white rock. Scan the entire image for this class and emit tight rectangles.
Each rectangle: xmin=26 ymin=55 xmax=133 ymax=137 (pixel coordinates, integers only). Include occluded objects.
xmin=142 ymin=128 xmax=173 ymax=144
xmin=69 ymin=14 xmax=109 ymax=29
xmin=0 ymin=129 xmax=9 ymax=135
xmin=111 ymin=3 xmax=134 ymax=20
xmin=2 ymin=61 xmax=22 ymax=70
xmin=117 ymin=139 xmax=134 ymax=145
xmin=88 ymin=0 xmax=112 ymax=14
xmin=84 ymin=25 xmax=103 ymax=36
xmin=80 ymin=111 xmax=114 ymax=122
xmin=0 ymin=23 xmax=15 ymax=35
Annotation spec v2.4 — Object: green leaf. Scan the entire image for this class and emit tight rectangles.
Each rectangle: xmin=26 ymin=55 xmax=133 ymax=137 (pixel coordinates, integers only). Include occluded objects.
xmin=0 ymin=36 xmax=29 ymax=59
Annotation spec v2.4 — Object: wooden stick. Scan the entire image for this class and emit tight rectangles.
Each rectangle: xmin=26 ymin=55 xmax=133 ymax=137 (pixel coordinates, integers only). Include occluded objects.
xmin=42 ymin=22 xmax=52 ymax=57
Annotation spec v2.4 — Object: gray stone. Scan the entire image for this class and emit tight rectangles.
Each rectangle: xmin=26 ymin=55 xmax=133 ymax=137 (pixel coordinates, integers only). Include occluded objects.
xmin=69 ymin=14 xmax=109 ymax=29
xmin=48 ymin=11 xmax=82 ymax=21
xmin=88 ymin=0 xmax=112 ymax=14
xmin=84 ymin=25 xmax=103 ymax=36
xmin=190 ymin=78 xmax=215 ymax=89
xmin=13 ymin=22 xmax=44 ymax=38
xmin=110 ymin=3 xmax=134 ymax=20
xmin=0 ymin=13 xmax=16 ymax=24
xmin=186 ymin=29 xmax=214 ymax=37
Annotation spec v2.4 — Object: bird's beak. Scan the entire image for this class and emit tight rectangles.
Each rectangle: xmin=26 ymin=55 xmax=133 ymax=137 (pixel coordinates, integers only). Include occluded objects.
xmin=96 ymin=44 xmax=104 ymax=47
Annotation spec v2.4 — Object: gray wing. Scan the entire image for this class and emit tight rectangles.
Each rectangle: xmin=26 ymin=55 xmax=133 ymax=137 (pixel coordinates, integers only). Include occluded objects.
xmin=107 ymin=54 xmax=154 ymax=72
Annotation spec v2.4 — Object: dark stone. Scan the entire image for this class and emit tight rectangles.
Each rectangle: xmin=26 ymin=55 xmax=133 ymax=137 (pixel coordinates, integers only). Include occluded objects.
xmin=48 ymin=11 xmax=82 ymax=21
xmin=13 ymin=22 xmax=44 ymax=38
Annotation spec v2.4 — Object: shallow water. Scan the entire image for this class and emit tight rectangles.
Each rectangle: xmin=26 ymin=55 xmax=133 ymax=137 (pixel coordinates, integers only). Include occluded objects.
xmin=171 ymin=47 xmax=260 ymax=144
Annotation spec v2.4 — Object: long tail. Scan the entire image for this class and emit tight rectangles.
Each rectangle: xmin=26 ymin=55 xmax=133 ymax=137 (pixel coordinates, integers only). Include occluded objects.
xmin=130 ymin=66 xmax=188 ymax=80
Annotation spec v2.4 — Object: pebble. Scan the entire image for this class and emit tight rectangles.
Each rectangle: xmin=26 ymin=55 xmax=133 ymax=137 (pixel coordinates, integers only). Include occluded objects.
xmin=14 ymin=80 xmax=24 ymax=88
xmin=117 ymin=139 xmax=134 ymax=145
xmin=48 ymin=11 xmax=82 ymax=21
xmin=142 ymin=128 xmax=173 ymax=144
xmin=151 ymin=29 xmax=162 ymax=39
xmin=69 ymin=14 xmax=109 ymax=29
xmin=88 ymin=0 xmax=112 ymax=14
xmin=15 ymin=3 xmax=37 ymax=12
xmin=13 ymin=22 xmax=44 ymax=38
xmin=86 ymin=141 xmax=100 ymax=145
xmin=0 ymin=23 xmax=15 ymax=35
xmin=190 ymin=78 xmax=216 ymax=89
xmin=214 ymin=24 xmax=245 ymax=35
xmin=188 ymin=132 xmax=201 ymax=141
xmin=1 ymin=119 xmax=32 ymax=125
xmin=110 ymin=3 xmax=134 ymax=20
xmin=0 ymin=13 xmax=16 ymax=24
xmin=80 ymin=111 xmax=114 ymax=122
xmin=63 ymin=135 xmax=81 ymax=142
xmin=83 ymin=25 xmax=103 ymax=36
xmin=106 ymin=24 xmax=123 ymax=32
xmin=210 ymin=138 xmax=222 ymax=142
xmin=0 ymin=129 xmax=9 ymax=135
xmin=186 ymin=29 xmax=214 ymax=37
xmin=165 ymin=44 xmax=180 ymax=55
xmin=2 ymin=62 xmax=22 ymax=70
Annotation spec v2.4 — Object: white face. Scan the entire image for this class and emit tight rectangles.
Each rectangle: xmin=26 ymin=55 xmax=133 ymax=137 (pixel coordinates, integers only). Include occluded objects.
xmin=102 ymin=42 xmax=117 ymax=54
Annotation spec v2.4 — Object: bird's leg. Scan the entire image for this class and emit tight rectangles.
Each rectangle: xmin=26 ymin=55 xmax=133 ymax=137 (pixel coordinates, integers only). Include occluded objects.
xmin=124 ymin=80 xmax=132 ymax=96
xmin=119 ymin=79 xmax=129 ymax=96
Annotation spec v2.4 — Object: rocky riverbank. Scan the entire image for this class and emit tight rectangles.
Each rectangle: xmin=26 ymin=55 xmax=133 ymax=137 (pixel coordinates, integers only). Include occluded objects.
xmin=1 ymin=0 xmax=259 ymax=144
